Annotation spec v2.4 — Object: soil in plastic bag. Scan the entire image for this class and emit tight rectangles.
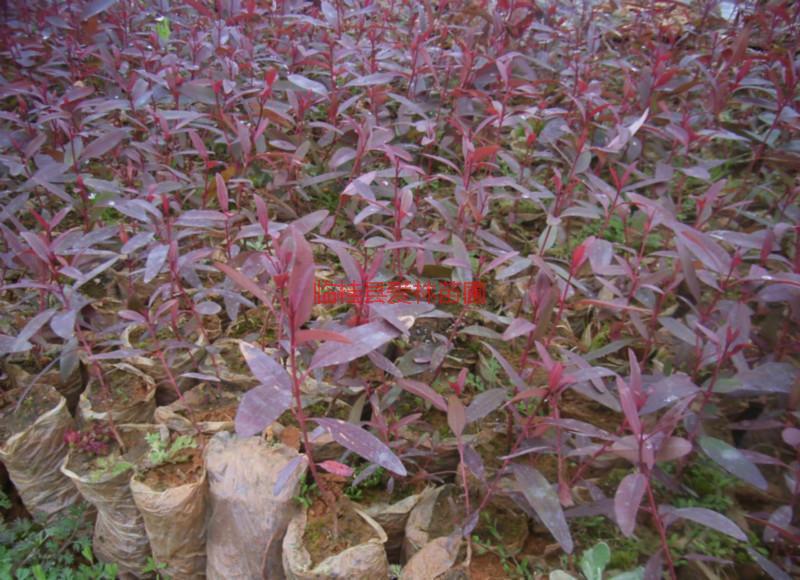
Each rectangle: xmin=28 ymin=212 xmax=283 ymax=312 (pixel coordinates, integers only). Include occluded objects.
xmin=198 ymin=338 xmax=259 ymax=390
xmin=61 ymin=425 xmax=152 ymax=577
xmin=131 ymin=438 xmax=207 ymax=578
xmin=121 ymin=325 xmax=201 ymax=406
xmin=3 ymin=358 xmax=85 ymax=416
xmin=362 ymin=488 xmax=421 ymax=562
xmin=403 ymin=485 xmax=462 ymax=560
xmin=0 ymin=383 xmax=82 ymax=519
xmin=154 ymin=382 xmax=240 ymax=434
xmin=400 ymin=534 xmax=466 ymax=580
xmin=205 ymin=432 xmax=307 ymax=579
xmin=77 ymin=363 xmax=156 ymax=425
xmin=283 ymin=497 xmax=389 ymax=580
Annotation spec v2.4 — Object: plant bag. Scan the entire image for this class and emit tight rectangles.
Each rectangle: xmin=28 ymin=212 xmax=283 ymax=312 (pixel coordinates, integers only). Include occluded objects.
xmin=77 ymin=363 xmax=156 ymax=425
xmin=0 ymin=385 xmax=82 ymax=519
xmin=403 ymin=485 xmax=452 ymax=560
xmin=131 ymin=466 xmax=208 ymax=578
xmin=205 ymin=432 xmax=307 ymax=579
xmin=282 ymin=506 xmax=390 ymax=579
xmin=198 ymin=338 xmax=259 ymax=390
xmin=154 ymin=382 xmax=239 ymax=434
xmin=60 ymin=426 xmax=152 ymax=577
xmin=120 ymin=324 xmax=201 ymax=406
xmin=364 ymin=492 xmax=422 ymax=562
xmin=4 ymin=363 xmax=85 ymax=416
xmin=400 ymin=534 xmax=465 ymax=580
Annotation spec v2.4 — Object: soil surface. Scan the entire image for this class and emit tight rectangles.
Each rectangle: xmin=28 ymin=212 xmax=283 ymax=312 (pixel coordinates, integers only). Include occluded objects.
xmin=88 ymin=368 xmax=151 ymax=411
xmin=0 ymin=384 xmax=61 ymax=442
xmin=304 ymin=497 xmax=377 ymax=568
xmin=140 ymin=445 xmax=204 ymax=492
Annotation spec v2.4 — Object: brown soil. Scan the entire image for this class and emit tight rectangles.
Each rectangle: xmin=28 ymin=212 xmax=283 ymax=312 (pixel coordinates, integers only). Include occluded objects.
xmin=140 ymin=445 xmax=204 ymax=492
xmin=280 ymin=425 xmax=302 ymax=450
xmin=474 ymin=501 xmax=530 ymax=555
xmin=469 ymin=552 xmax=509 ymax=580
xmin=88 ymin=368 xmax=151 ymax=411
xmin=304 ymin=497 xmax=377 ymax=568
xmin=0 ymin=385 xmax=61 ymax=442
xmin=190 ymin=402 xmax=236 ymax=423
xmin=559 ymin=389 xmax=622 ymax=433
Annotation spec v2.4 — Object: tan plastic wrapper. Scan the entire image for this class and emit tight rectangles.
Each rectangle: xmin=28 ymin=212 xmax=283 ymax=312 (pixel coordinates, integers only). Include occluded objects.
xmin=198 ymin=338 xmax=258 ymax=390
xmin=364 ymin=493 xmax=421 ymax=562
xmin=205 ymin=432 xmax=307 ymax=580
xmin=400 ymin=535 xmax=464 ymax=580
xmin=77 ymin=363 xmax=156 ymax=425
xmin=153 ymin=382 xmax=239 ymax=434
xmin=0 ymin=387 xmax=81 ymax=519
xmin=403 ymin=485 xmax=451 ymax=560
xmin=120 ymin=325 xmax=201 ymax=406
xmin=282 ymin=507 xmax=390 ymax=579
xmin=60 ymin=427 xmax=152 ymax=577
xmin=130 ymin=468 xmax=207 ymax=578
xmin=4 ymin=360 xmax=85 ymax=416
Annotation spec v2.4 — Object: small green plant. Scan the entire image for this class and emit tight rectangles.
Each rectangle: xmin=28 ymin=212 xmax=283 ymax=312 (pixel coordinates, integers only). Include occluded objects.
xmin=155 ymin=17 xmax=171 ymax=42
xmin=551 ymin=541 xmax=644 ymax=580
xmin=472 ymin=513 xmax=534 ymax=580
xmin=293 ymin=477 xmax=317 ymax=509
xmin=580 ymin=542 xmax=610 ymax=580
xmin=145 ymin=433 xmax=197 ymax=468
xmin=0 ymin=504 xmax=118 ymax=579
xmin=0 ymin=490 xmax=11 ymax=511
xmin=90 ymin=453 xmax=134 ymax=482
xmin=344 ymin=466 xmax=385 ymax=501
xmin=143 ymin=556 xmax=169 ymax=579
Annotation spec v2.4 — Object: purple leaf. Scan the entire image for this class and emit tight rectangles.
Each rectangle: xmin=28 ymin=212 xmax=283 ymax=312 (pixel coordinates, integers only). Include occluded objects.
xmin=89 ymin=349 xmax=146 ymax=360
xmin=288 ymin=74 xmax=328 ymax=96
xmin=447 ymin=396 xmax=466 ymax=438
xmin=313 ymin=418 xmax=406 ymax=476
xmin=318 ymin=460 xmax=354 ymax=477
xmin=81 ymin=129 xmax=128 ymax=161
xmin=465 ymin=388 xmax=506 ymax=423
xmin=273 ymin=456 xmax=307 ymax=495
xmin=50 ymin=309 xmax=77 ymax=339
xmin=615 ymin=472 xmax=647 ymax=537
xmin=239 ymin=341 xmax=292 ymax=391
xmin=144 ymin=243 xmax=168 ymax=283
xmin=616 ymin=376 xmax=642 ymax=436
xmin=482 ymin=343 xmax=526 ymax=391
xmin=667 ymin=507 xmax=747 ymax=541
xmin=659 ymin=317 xmax=697 ymax=345
xmin=345 ymin=72 xmax=398 ymax=87
xmin=397 ymin=378 xmax=447 ymax=412
xmin=12 ymin=309 xmax=56 ymax=352
xmin=20 ymin=231 xmax=50 ymax=263
xmin=463 ymin=444 xmax=484 ymax=478
xmin=641 ymin=374 xmax=699 ymax=415
xmin=214 ymin=262 xmax=271 ymax=306
xmin=235 ymin=382 xmax=293 ymax=437
xmin=329 ymin=146 xmax=357 ymax=169
xmin=287 ymin=228 xmax=315 ymax=329
xmin=699 ymin=436 xmax=768 ymax=490
xmin=502 ymin=318 xmax=536 ymax=340
xmin=309 ymin=321 xmax=399 ymax=370
xmin=195 ymin=301 xmax=221 ymax=315
xmin=81 ymin=0 xmax=119 ymax=20
xmin=746 ymin=548 xmax=791 ymax=580
xmin=764 ymin=506 xmax=792 ymax=544
xmin=512 ymin=464 xmax=573 ymax=553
